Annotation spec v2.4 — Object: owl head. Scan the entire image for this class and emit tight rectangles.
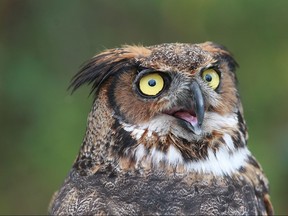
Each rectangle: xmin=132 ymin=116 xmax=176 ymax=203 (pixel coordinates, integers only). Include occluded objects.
xmin=71 ymin=42 xmax=248 ymax=175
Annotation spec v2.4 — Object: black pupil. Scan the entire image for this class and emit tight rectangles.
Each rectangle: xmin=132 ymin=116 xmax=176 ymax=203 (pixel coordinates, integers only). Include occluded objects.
xmin=205 ymin=74 xmax=212 ymax=82
xmin=148 ymin=79 xmax=156 ymax=87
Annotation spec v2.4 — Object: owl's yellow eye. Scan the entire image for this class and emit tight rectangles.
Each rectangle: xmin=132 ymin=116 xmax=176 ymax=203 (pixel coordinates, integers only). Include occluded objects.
xmin=139 ymin=73 xmax=165 ymax=96
xmin=202 ymin=69 xmax=220 ymax=90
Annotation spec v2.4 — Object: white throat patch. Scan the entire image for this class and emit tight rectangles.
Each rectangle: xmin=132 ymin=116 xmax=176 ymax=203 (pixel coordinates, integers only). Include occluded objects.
xmin=122 ymin=113 xmax=248 ymax=176
xmin=133 ymin=133 xmax=250 ymax=176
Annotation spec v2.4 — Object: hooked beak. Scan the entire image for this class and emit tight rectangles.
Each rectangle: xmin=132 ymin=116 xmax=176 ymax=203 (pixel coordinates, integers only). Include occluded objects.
xmin=189 ymin=81 xmax=205 ymax=134
xmin=163 ymin=81 xmax=205 ymax=135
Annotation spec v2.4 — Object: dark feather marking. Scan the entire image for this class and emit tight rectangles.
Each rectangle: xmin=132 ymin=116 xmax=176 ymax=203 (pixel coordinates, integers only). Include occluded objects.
xmin=238 ymin=166 xmax=246 ymax=173
xmin=237 ymin=111 xmax=247 ymax=136
xmin=76 ymin=157 xmax=93 ymax=170
xmin=178 ymin=138 xmax=209 ymax=162
xmin=112 ymin=120 xmax=137 ymax=157
xmin=218 ymin=136 xmax=225 ymax=144
xmin=107 ymin=75 xmax=123 ymax=119
xmin=73 ymin=151 xmax=94 ymax=176
xmin=156 ymin=139 xmax=168 ymax=152
xmin=211 ymin=140 xmax=220 ymax=155
xmin=232 ymin=131 xmax=245 ymax=148
xmin=207 ymin=105 xmax=216 ymax=112
xmin=247 ymin=155 xmax=261 ymax=169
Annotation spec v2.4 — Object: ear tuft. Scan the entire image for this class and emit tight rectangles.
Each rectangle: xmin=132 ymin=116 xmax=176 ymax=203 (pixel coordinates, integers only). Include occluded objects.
xmin=201 ymin=41 xmax=239 ymax=72
xmin=69 ymin=48 xmax=135 ymax=95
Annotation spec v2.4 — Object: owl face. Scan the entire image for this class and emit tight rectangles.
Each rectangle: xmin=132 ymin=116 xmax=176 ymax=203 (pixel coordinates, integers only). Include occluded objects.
xmin=71 ymin=42 xmax=247 ymax=175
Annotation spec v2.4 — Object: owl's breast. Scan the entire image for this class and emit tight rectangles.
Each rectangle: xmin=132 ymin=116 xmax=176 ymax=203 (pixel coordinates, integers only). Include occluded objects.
xmin=50 ymin=168 xmax=268 ymax=215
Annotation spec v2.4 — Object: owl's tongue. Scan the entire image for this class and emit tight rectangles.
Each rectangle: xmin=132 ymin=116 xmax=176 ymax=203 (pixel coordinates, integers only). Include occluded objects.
xmin=173 ymin=111 xmax=198 ymax=126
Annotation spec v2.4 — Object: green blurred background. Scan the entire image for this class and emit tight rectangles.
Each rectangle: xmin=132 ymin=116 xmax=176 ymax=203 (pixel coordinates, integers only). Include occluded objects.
xmin=1 ymin=0 xmax=288 ymax=214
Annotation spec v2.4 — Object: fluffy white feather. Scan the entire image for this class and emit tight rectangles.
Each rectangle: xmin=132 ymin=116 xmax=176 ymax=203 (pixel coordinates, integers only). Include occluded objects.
xmin=133 ymin=139 xmax=250 ymax=176
xmin=124 ymin=116 xmax=249 ymax=176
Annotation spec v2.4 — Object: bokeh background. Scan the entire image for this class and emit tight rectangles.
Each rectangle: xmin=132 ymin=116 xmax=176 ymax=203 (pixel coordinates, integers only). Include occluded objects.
xmin=1 ymin=0 xmax=287 ymax=214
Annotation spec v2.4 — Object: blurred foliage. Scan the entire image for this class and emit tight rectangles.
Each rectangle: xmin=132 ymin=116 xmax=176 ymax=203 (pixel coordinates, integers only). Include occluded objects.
xmin=0 ymin=0 xmax=288 ymax=214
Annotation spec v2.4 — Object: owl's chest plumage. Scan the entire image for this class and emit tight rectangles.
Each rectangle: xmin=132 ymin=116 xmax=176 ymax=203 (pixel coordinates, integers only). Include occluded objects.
xmin=51 ymin=167 xmax=268 ymax=215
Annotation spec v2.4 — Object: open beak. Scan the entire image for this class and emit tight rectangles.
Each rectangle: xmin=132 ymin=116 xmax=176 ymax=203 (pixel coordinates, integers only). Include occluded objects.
xmin=164 ymin=81 xmax=205 ymax=135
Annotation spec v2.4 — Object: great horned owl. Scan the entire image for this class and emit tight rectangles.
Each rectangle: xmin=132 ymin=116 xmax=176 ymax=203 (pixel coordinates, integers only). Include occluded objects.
xmin=49 ymin=42 xmax=273 ymax=215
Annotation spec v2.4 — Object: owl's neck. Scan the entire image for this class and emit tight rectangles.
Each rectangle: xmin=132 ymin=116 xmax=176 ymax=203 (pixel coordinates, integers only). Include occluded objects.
xmin=74 ymin=99 xmax=251 ymax=177
xmin=117 ymin=111 xmax=251 ymax=176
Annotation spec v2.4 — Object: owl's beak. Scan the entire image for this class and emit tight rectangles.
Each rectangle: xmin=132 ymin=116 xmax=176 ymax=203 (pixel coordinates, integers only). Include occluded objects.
xmin=164 ymin=81 xmax=205 ymax=135
xmin=190 ymin=81 xmax=205 ymax=134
